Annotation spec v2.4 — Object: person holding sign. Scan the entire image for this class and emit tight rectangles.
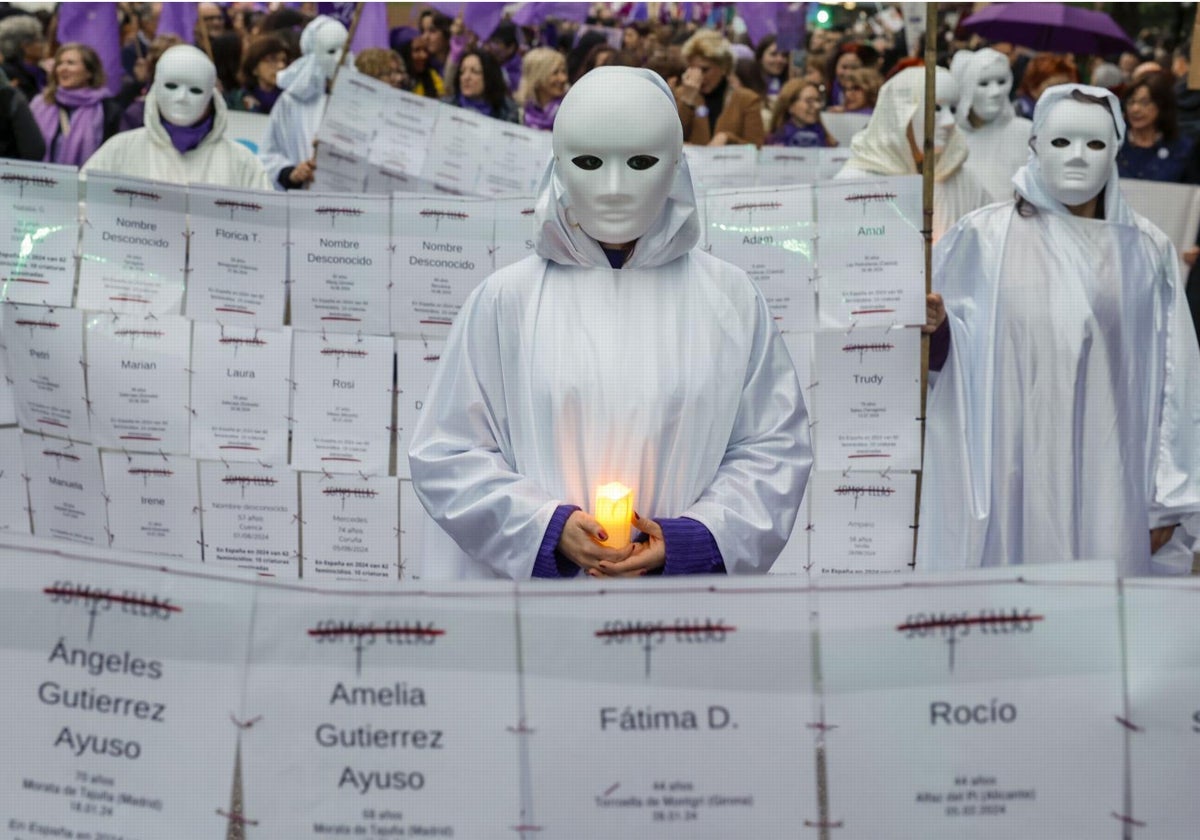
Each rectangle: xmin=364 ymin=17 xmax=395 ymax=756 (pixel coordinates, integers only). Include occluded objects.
xmin=410 ymin=66 xmax=811 ymax=579
xmin=920 ymin=84 xmax=1200 ymax=575
xmin=84 ymin=45 xmax=269 ymax=189
xmin=258 ymin=15 xmax=347 ymax=190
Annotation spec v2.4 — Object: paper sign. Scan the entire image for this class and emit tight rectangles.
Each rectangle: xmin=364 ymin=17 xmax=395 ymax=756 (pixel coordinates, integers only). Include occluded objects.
xmin=288 ymin=192 xmax=391 ymax=335
xmin=705 ymin=185 xmax=817 ymax=332
xmin=684 ymin=145 xmax=758 ymax=194
xmin=368 ymin=88 xmax=439 ymax=175
xmin=0 ymin=310 xmax=15 ymax=426
xmin=312 ymin=143 xmax=369 ymax=194
xmin=241 ymin=583 xmax=522 ymax=837
xmin=0 ymin=546 xmax=253 ymax=840
xmin=476 ymin=121 xmax=552 ymax=197
xmin=770 ymin=333 xmax=814 ymax=576
xmin=394 ymin=336 xmax=444 ymax=480
xmin=519 ymin=579 xmax=818 ymax=838
xmin=100 ymin=451 xmax=201 ymax=562
xmin=22 ymin=433 xmax=107 ymax=547
xmin=816 ymin=175 xmax=924 ymax=328
xmin=300 ymin=472 xmax=399 ymax=582
xmin=812 ymin=327 xmax=921 ymax=469
xmin=77 ymin=172 xmax=187 ymax=315
xmin=85 ymin=313 xmax=191 ymax=453
xmin=809 ymin=469 xmax=917 ymax=576
xmin=184 ymin=183 xmax=288 ymax=326
xmin=491 ymin=196 xmax=540 ymax=272
xmin=197 ymin=459 xmax=299 ymax=575
xmin=189 ymin=322 xmax=292 ymax=462
xmin=421 ymin=109 xmax=490 ymax=194
xmin=756 ymin=148 xmax=820 ymax=187
xmin=818 ymin=572 xmax=1124 ymax=839
xmin=317 ymin=71 xmax=386 ymax=159
xmin=390 ymin=196 xmax=491 ymax=335
xmin=0 ymin=160 xmax=79 ymax=306
xmin=0 ymin=427 xmax=30 ymax=535
xmin=290 ymin=330 xmax=393 ymax=474
xmin=4 ymin=304 xmax=90 ymax=440
xmin=398 ymin=480 xmax=428 ymax=581
xmin=817 ymin=147 xmax=854 ymax=181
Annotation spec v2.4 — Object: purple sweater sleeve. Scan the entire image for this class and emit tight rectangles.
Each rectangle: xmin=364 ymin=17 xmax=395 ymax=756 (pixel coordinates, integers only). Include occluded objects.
xmin=532 ymin=504 xmax=581 ymax=578
xmin=656 ymin=517 xmax=727 ymax=576
xmin=929 ymin=317 xmax=951 ymax=372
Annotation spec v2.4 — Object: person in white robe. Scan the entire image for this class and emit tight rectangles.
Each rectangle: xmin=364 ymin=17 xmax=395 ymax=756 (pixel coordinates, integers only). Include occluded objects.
xmin=84 ymin=45 xmax=269 ymax=190
xmin=408 ymin=66 xmax=812 ymax=580
xmin=950 ymin=48 xmax=1033 ymax=203
xmin=835 ymin=65 xmax=993 ymax=240
xmin=918 ymin=84 xmax=1200 ymax=575
xmin=257 ymin=15 xmax=347 ymax=190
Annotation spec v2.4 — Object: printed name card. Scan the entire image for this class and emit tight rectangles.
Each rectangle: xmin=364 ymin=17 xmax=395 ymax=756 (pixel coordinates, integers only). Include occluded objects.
xmin=476 ymin=122 xmax=552 ymax=197
xmin=816 ymin=175 xmax=923 ymax=328
xmin=0 ymin=160 xmax=79 ymax=306
xmin=241 ymin=584 xmax=522 ymax=837
xmin=705 ymin=185 xmax=817 ymax=332
xmin=85 ymin=313 xmax=191 ymax=454
xmin=288 ymin=193 xmax=391 ymax=335
xmin=490 ymin=196 xmax=540 ymax=273
xmin=312 ymin=143 xmax=369 ymax=194
xmin=683 ymin=145 xmax=758 ymax=194
xmin=811 ymin=327 xmax=921 ymax=470
xmin=369 ymin=87 xmax=439 ymax=176
xmin=317 ymin=71 xmax=387 ymax=160
xmin=757 ymin=148 xmax=820 ymax=186
xmin=184 ymin=183 xmax=288 ymax=327
xmin=769 ymin=333 xmax=814 ymax=577
xmin=22 ymin=434 xmax=107 ymax=547
xmin=809 ymin=469 xmax=917 ymax=576
xmin=398 ymin=481 xmax=428 ymax=581
xmin=189 ymin=323 xmax=292 ymax=462
xmin=77 ymin=172 xmax=187 ymax=315
xmin=100 ymin=452 xmax=201 ymax=562
xmin=394 ymin=337 xmax=444 ymax=480
xmin=518 ymin=579 xmax=818 ymax=838
xmin=0 ymin=427 xmax=30 ymax=534
xmin=818 ymin=569 xmax=1124 ymax=839
xmin=0 ymin=548 xmax=253 ymax=839
xmin=301 ymin=472 xmax=400 ymax=582
xmin=290 ymin=331 xmax=393 ymax=474
xmin=1124 ymin=580 xmax=1200 ymax=839
xmin=390 ymin=197 xmax=492 ymax=335
xmin=421 ymin=109 xmax=491 ymax=194
xmin=4 ymin=304 xmax=90 ymax=440
xmin=0 ymin=310 xmax=15 ymax=425
xmin=197 ymin=459 xmax=299 ymax=576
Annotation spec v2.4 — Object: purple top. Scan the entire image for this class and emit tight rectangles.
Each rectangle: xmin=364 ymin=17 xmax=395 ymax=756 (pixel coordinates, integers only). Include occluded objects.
xmin=522 ymin=96 xmax=561 ymax=131
xmin=766 ymin=120 xmax=828 ymax=148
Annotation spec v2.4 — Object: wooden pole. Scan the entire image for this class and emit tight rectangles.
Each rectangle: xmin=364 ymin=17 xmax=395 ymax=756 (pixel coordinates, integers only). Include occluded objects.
xmin=913 ymin=2 xmax=938 ymax=569
xmin=1189 ymin=12 xmax=1200 ymax=90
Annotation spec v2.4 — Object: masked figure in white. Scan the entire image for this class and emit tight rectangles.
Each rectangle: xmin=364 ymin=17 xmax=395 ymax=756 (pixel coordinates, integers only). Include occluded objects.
xmin=949 ymin=48 xmax=1032 ymax=202
xmin=919 ymin=84 xmax=1200 ymax=575
xmin=409 ymin=67 xmax=811 ymax=579
xmin=835 ymin=65 xmax=992 ymax=240
xmin=258 ymin=15 xmax=347 ymax=190
xmin=84 ymin=45 xmax=269 ymax=189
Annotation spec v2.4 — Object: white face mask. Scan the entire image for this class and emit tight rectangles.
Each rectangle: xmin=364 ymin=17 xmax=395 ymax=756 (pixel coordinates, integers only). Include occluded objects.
xmin=911 ymin=71 xmax=959 ymax=153
xmin=971 ymin=66 xmax=1012 ymax=123
xmin=1033 ymin=98 xmax=1117 ymax=208
xmin=152 ymin=45 xmax=216 ymax=126
xmin=310 ymin=20 xmax=348 ymax=80
xmin=553 ymin=71 xmax=681 ymax=246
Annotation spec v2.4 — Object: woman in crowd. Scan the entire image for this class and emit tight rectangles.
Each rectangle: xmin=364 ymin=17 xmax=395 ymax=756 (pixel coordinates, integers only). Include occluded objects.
xmin=355 ymin=48 xmax=407 ymax=90
xmin=575 ymin=43 xmax=619 ymax=82
xmin=1013 ymin=53 xmax=1078 ymax=119
xmin=232 ymin=33 xmax=294 ymax=113
xmin=766 ymin=78 xmax=836 ymax=147
xmin=673 ymin=30 xmax=765 ymax=147
xmin=0 ymin=14 xmax=47 ymax=100
xmin=827 ymin=66 xmax=881 ymax=114
xmin=31 ymin=43 xmax=136 ymax=167
xmin=516 ymin=47 xmax=568 ymax=131
xmin=825 ymin=43 xmax=863 ymax=107
xmin=921 ymin=84 xmax=1200 ymax=575
xmin=402 ymin=33 xmax=444 ymax=98
xmin=1117 ymin=71 xmax=1199 ymax=183
xmin=446 ymin=48 xmax=518 ymax=123
xmin=755 ymin=35 xmax=790 ymax=106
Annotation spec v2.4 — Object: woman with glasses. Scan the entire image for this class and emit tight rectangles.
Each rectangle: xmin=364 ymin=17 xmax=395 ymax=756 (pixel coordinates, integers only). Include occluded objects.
xmin=765 ymin=79 xmax=837 ymax=147
xmin=1117 ymin=71 xmax=1199 ymax=184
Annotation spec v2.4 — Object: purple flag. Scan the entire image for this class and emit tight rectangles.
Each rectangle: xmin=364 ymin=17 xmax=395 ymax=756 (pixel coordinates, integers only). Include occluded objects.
xmin=511 ymin=3 xmax=589 ymax=27
xmin=776 ymin=4 xmax=807 ymax=53
xmin=156 ymin=2 xmax=198 ymax=42
xmin=463 ymin=4 xmax=507 ymax=41
xmin=351 ymin=3 xmax=389 ymax=52
xmin=739 ymin=3 xmax=783 ymax=47
xmin=57 ymin=2 xmax=123 ymax=95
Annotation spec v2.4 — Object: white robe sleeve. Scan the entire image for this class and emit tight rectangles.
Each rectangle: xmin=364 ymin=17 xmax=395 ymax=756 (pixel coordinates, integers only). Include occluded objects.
xmin=408 ymin=277 xmax=560 ymax=580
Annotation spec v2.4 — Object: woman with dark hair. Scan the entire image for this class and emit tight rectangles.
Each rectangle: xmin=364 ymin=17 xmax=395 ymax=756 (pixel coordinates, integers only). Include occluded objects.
xmin=445 ymin=48 xmax=518 ymax=122
xmin=824 ymin=43 xmax=862 ymax=107
xmin=755 ymin=35 xmax=789 ymax=105
xmin=1117 ymin=72 xmax=1199 ymax=183
xmin=401 ymin=34 xmax=444 ymax=98
xmin=574 ymin=43 xmax=619 ymax=83
xmin=232 ymin=34 xmax=294 ymax=114
xmin=31 ymin=43 xmax=137 ymax=166
xmin=209 ymin=32 xmax=243 ymax=107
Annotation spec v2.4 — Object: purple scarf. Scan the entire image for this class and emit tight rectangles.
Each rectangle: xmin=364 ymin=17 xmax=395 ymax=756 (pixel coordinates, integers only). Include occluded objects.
xmin=162 ymin=112 xmax=214 ymax=154
xmin=31 ymin=86 xmax=107 ymax=167
xmin=247 ymin=85 xmax=282 ymax=114
xmin=455 ymin=94 xmax=494 ymax=117
xmin=522 ymin=96 xmax=561 ymax=131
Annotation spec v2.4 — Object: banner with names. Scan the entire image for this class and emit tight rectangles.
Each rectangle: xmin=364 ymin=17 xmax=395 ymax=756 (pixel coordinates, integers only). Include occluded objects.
xmin=0 ymin=160 xmax=79 ymax=307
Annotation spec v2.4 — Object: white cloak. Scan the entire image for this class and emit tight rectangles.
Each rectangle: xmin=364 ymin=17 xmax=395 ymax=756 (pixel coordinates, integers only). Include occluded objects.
xmin=409 ymin=149 xmax=812 ymax=579
xmin=84 ymin=89 xmax=270 ymax=190
xmin=257 ymin=86 xmax=325 ymax=190
xmin=959 ymin=116 xmax=1032 ymax=205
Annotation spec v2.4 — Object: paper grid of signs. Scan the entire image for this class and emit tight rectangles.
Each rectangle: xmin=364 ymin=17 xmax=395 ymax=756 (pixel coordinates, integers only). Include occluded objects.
xmin=0 ymin=160 xmax=79 ymax=306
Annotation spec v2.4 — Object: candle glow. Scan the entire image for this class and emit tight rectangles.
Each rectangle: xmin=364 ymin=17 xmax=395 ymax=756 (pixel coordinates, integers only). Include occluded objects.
xmin=594 ymin=482 xmax=634 ymax=549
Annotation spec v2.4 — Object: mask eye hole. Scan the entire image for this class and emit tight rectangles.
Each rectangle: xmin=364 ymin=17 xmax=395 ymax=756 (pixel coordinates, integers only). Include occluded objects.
xmin=627 ymin=155 xmax=659 ymax=171
xmin=571 ymin=155 xmax=603 ymax=171
xmin=164 ymin=82 xmax=178 ymax=90
xmin=1051 ymin=137 xmax=1070 ymax=148
xmin=189 ymin=87 xmax=203 ymax=95
xmin=1087 ymin=139 xmax=1107 ymax=150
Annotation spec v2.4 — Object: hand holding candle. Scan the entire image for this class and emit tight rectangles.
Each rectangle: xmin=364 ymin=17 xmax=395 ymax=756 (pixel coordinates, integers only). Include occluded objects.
xmin=594 ymin=482 xmax=635 ymax=549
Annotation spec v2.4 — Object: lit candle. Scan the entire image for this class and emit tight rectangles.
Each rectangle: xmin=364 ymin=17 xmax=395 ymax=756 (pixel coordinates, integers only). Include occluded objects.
xmin=594 ymin=482 xmax=634 ymax=549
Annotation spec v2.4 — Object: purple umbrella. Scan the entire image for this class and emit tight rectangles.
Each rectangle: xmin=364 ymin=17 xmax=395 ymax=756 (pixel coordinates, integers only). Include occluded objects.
xmin=961 ymin=3 xmax=1136 ymax=56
